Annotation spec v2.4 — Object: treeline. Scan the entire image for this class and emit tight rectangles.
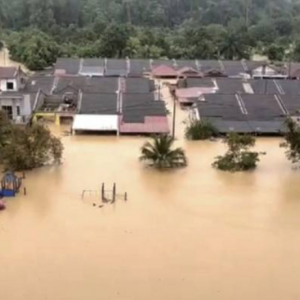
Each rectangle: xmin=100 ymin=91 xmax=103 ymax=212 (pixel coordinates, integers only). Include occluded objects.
xmin=1 ymin=0 xmax=300 ymax=70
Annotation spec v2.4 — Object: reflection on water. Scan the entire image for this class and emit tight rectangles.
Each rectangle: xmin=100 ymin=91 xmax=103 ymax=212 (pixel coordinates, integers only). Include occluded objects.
xmin=1 ymin=59 xmax=300 ymax=300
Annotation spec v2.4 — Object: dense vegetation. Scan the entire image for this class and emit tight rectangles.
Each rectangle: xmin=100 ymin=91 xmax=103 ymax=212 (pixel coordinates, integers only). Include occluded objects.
xmin=213 ymin=133 xmax=264 ymax=172
xmin=185 ymin=119 xmax=218 ymax=140
xmin=0 ymin=112 xmax=63 ymax=171
xmin=281 ymin=118 xmax=300 ymax=166
xmin=140 ymin=135 xmax=187 ymax=169
xmin=1 ymin=0 xmax=300 ymax=69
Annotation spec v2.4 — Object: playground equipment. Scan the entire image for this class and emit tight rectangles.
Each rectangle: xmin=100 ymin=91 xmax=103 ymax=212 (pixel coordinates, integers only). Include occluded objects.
xmin=0 ymin=172 xmax=22 ymax=198
xmin=81 ymin=183 xmax=128 ymax=207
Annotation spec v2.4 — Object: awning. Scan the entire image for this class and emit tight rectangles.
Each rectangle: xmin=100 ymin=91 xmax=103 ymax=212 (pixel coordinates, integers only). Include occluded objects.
xmin=73 ymin=115 xmax=118 ymax=131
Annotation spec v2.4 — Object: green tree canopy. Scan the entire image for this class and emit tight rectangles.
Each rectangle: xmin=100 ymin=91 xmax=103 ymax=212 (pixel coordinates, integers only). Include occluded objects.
xmin=140 ymin=135 xmax=187 ymax=169
xmin=213 ymin=133 xmax=265 ymax=172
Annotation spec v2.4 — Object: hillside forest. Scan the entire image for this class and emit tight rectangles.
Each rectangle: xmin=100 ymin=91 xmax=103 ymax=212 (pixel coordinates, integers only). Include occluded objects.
xmin=1 ymin=0 xmax=300 ymax=70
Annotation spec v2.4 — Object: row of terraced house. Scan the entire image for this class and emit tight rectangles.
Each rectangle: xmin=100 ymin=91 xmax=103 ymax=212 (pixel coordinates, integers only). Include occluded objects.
xmin=2 ymin=58 xmax=300 ymax=135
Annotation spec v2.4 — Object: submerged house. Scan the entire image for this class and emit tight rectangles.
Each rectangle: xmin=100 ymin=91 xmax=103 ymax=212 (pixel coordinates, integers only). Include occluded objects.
xmin=73 ymin=93 xmax=119 ymax=134
xmin=0 ymin=66 xmax=33 ymax=123
xmin=191 ymin=94 xmax=287 ymax=135
xmin=120 ymin=93 xmax=169 ymax=134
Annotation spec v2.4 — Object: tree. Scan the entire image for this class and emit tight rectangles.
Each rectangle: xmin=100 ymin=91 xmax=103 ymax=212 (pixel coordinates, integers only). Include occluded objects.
xmin=100 ymin=23 xmax=131 ymax=57
xmin=7 ymin=29 xmax=60 ymax=70
xmin=185 ymin=119 xmax=218 ymax=140
xmin=140 ymin=135 xmax=187 ymax=169
xmin=213 ymin=133 xmax=264 ymax=172
xmin=280 ymin=118 xmax=300 ymax=166
xmin=1 ymin=123 xmax=63 ymax=171
xmin=0 ymin=111 xmax=12 ymax=161
xmin=264 ymin=44 xmax=285 ymax=61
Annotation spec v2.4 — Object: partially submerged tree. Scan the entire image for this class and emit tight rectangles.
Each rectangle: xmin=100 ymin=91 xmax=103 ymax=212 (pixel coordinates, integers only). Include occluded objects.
xmin=140 ymin=135 xmax=187 ymax=169
xmin=0 ymin=111 xmax=12 ymax=161
xmin=185 ymin=119 xmax=218 ymax=140
xmin=213 ymin=133 xmax=264 ymax=172
xmin=280 ymin=118 xmax=300 ymax=166
xmin=1 ymin=122 xmax=63 ymax=171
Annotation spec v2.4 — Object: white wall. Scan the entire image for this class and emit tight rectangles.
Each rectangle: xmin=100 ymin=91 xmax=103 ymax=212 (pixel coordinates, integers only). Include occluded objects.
xmin=0 ymin=78 xmax=18 ymax=92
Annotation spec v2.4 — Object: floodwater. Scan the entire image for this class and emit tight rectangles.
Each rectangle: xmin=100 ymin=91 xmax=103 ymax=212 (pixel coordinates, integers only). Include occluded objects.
xmin=1 ymin=59 xmax=300 ymax=300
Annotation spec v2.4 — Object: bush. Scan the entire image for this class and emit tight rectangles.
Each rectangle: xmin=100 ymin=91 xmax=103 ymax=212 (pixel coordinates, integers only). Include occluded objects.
xmin=213 ymin=133 xmax=264 ymax=172
xmin=1 ymin=123 xmax=63 ymax=171
xmin=280 ymin=118 xmax=300 ymax=165
xmin=185 ymin=119 xmax=218 ymax=140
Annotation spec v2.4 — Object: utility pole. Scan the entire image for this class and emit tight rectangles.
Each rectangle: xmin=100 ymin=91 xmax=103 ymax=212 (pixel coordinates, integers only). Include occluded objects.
xmin=172 ymin=97 xmax=176 ymax=139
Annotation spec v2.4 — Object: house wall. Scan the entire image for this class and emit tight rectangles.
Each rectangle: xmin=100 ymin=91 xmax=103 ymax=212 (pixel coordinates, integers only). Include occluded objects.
xmin=0 ymin=95 xmax=32 ymax=121
xmin=0 ymin=78 xmax=19 ymax=92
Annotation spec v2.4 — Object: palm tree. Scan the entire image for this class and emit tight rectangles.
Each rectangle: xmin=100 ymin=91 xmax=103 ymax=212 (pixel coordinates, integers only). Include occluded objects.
xmin=140 ymin=135 xmax=187 ymax=169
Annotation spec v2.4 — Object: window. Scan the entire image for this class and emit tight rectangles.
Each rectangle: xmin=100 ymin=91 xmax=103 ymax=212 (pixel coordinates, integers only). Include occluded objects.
xmin=16 ymin=106 xmax=21 ymax=116
xmin=6 ymin=82 xmax=14 ymax=90
xmin=2 ymin=106 xmax=13 ymax=119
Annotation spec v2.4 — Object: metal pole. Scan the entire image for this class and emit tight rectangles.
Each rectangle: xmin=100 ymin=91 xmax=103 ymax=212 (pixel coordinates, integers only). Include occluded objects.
xmin=113 ymin=183 xmax=116 ymax=202
xmin=101 ymin=183 xmax=105 ymax=200
xmin=172 ymin=97 xmax=176 ymax=139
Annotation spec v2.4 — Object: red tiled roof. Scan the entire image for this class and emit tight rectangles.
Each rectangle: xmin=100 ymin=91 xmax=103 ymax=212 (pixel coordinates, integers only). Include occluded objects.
xmin=152 ymin=65 xmax=178 ymax=77
xmin=0 ymin=67 xmax=18 ymax=79
xmin=120 ymin=116 xmax=169 ymax=133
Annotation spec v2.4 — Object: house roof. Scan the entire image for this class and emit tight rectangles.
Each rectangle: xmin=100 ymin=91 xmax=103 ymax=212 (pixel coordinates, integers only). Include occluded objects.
xmin=73 ymin=115 xmax=118 ymax=131
xmin=120 ymin=116 xmax=169 ymax=133
xmin=177 ymin=67 xmax=203 ymax=77
xmin=277 ymin=95 xmax=300 ymax=116
xmin=24 ymin=76 xmax=55 ymax=94
xmin=198 ymin=60 xmax=222 ymax=72
xmin=221 ymin=61 xmax=246 ymax=77
xmin=122 ymin=93 xmax=167 ymax=123
xmin=128 ymin=59 xmax=151 ymax=76
xmin=216 ymin=78 xmax=246 ymax=94
xmin=124 ymin=78 xmax=155 ymax=93
xmin=176 ymin=87 xmax=216 ymax=99
xmin=175 ymin=60 xmax=198 ymax=70
xmin=0 ymin=67 xmax=18 ymax=79
xmin=55 ymin=58 xmax=81 ymax=75
xmin=79 ymin=93 xmax=118 ymax=115
xmin=152 ymin=65 xmax=178 ymax=77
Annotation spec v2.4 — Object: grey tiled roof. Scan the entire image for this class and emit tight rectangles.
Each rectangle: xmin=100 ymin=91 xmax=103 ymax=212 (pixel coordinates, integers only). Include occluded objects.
xmin=125 ymin=78 xmax=155 ymax=93
xmin=249 ymin=79 xmax=279 ymax=94
xmin=128 ymin=59 xmax=151 ymax=76
xmin=79 ymin=93 xmax=117 ymax=115
xmin=198 ymin=60 xmax=221 ymax=72
xmin=241 ymin=94 xmax=285 ymax=120
xmin=222 ymin=61 xmax=246 ymax=76
xmin=200 ymin=94 xmax=245 ymax=120
xmin=122 ymin=93 xmax=167 ymax=123
xmin=24 ymin=76 xmax=55 ymax=94
xmin=0 ymin=67 xmax=18 ymax=79
xmin=279 ymin=95 xmax=300 ymax=115
xmin=55 ymin=58 xmax=81 ymax=75
xmin=216 ymin=78 xmax=245 ymax=94
xmin=152 ymin=59 xmax=174 ymax=69
xmin=175 ymin=60 xmax=198 ymax=70
xmin=178 ymin=78 xmax=215 ymax=88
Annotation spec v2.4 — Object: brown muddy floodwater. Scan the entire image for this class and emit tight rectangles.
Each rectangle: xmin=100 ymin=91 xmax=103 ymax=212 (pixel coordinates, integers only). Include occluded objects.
xmin=1 ymin=58 xmax=300 ymax=300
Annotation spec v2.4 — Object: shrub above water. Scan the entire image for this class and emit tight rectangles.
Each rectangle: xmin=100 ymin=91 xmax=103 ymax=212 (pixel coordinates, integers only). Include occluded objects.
xmin=185 ymin=119 xmax=218 ymax=140
xmin=213 ymin=133 xmax=265 ymax=172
